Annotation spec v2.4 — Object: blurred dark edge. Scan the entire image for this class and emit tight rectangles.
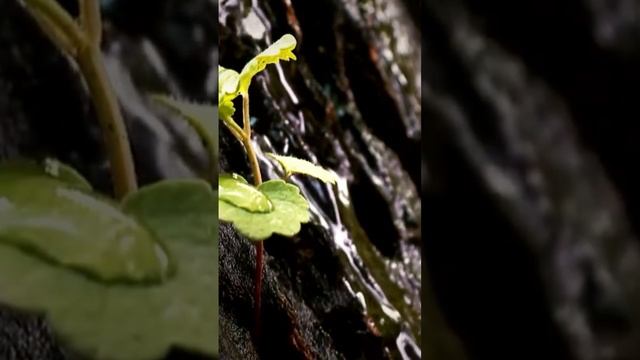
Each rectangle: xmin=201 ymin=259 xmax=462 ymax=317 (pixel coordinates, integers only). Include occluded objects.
xmin=423 ymin=0 xmax=640 ymax=359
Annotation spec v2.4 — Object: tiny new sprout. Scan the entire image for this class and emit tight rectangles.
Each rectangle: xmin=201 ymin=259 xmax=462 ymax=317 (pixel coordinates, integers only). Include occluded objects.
xmin=155 ymin=34 xmax=338 ymax=337
xmin=217 ymin=34 xmax=338 ymax=337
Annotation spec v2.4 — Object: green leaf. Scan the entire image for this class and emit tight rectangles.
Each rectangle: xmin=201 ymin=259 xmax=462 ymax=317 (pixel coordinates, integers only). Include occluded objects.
xmin=266 ymin=153 xmax=339 ymax=184
xmin=219 ymin=178 xmax=310 ymax=240
xmin=122 ymin=178 xmax=217 ymax=244
xmin=0 ymin=169 xmax=171 ymax=283
xmin=217 ymin=34 xmax=297 ymax=126
xmin=152 ymin=95 xmax=217 ymax=151
xmin=0 ymin=158 xmax=92 ymax=191
xmin=43 ymin=158 xmax=93 ymax=190
xmin=219 ymin=174 xmax=273 ymax=213
xmin=218 ymin=66 xmax=239 ymax=120
xmin=219 ymin=66 xmax=240 ymax=98
xmin=0 ymin=179 xmax=218 ymax=359
xmin=238 ymin=34 xmax=297 ymax=95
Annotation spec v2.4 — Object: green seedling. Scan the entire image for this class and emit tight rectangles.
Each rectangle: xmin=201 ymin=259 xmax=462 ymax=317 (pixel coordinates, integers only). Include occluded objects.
xmin=219 ymin=34 xmax=337 ymax=336
xmin=156 ymin=34 xmax=338 ymax=336
xmin=0 ymin=2 xmax=219 ymax=358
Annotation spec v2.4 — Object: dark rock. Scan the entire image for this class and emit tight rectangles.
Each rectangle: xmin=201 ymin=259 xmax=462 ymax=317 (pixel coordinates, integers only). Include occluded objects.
xmin=424 ymin=1 xmax=640 ymax=359
xmin=0 ymin=0 xmax=216 ymax=358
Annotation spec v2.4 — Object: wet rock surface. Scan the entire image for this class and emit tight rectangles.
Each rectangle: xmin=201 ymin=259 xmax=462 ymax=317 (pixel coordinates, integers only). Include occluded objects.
xmin=425 ymin=0 xmax=640 ymax=359
xmin=219 ymin=0 xmax=422 ymax=358
xmin=0 ymin=0 xmax=423 ymax=358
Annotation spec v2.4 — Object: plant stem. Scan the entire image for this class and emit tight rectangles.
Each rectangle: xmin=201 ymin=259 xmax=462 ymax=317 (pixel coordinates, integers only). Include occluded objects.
xmin=23 ymin=4 xmax=78 ymax=56
xmin=243 ymin=137 xmax=263 ymax=185
xmin=241 ymin=92 xmax=264 ymax=338
xmin=241 ymin=94 xmax=262 ymax=185
xmin=78 ymin=0 xmax=102 ymax=45
xmin=254 ymin=240 xmax=264 ymax=339
xmin=243 ymin=95 xmax=251 ymax=136
xmin=23 ymin=0 xmax=138 ymax=198
xmin=24 ymin=0 xmax=85 ymax=47
xmin=221 ymin=116 xmax=244 ymax=144
xmin=76 ymin=42 xmax=137 ymax=198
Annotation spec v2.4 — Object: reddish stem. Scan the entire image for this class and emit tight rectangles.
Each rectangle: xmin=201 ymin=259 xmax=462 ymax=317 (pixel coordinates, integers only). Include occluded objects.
xmin=254 ymin=240 xmax=264 ymax=339
xmin=242 ymin=93 xmax=265 ymax=340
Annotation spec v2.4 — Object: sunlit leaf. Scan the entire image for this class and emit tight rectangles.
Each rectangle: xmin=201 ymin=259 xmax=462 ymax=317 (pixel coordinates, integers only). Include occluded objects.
xmin=0 ymin=168 xmax=171 ymax=283
xmin=218 ymin=65 xmax=239 ymax=120
xmin=0 ymin=179 xmax=218 ymax=359
xmin=217 ymin=34 xmax=297 ymax=126
xmin=219 ymin=178 xmax=309 ymax=240
xmin=266 ymin=153 xmax=338 ymax=184
xmin=219 ymin=66 xmax=240 ymax=97
xmin=238 ymin=34 xmax=297 ymax=95
xmin=219 ymin=174 xmax=273 ymax=213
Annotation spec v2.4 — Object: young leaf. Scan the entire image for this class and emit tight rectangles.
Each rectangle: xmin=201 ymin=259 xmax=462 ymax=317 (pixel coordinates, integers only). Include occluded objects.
xmin=218 ymin=65 xmax=239 ymax=119
xmin=238 ymin=34 xmax=297 ymax=95
xmin=0 ymin=168 xmax=171 ymax=283
xmin=219 ymin=66 xmax=240 ymax=97
xmin=266 ymin=153 xmax=339 ymax=184
xmin=219 ymin=178 xmax=310 ymax=240
xmin=0 ymin=179 xmax=218 ymax=359
xmin=219 ymin=174 xmax=273 ymax=213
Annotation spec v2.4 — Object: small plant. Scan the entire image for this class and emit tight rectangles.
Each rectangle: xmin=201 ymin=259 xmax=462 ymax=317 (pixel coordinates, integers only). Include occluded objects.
xmin=218 ymin=35 xmax=340 ymax=336
xmin=156 ymin=34 xmax=338 ymax=336
xmin=0 ymin=1 xmax=218 ymax=359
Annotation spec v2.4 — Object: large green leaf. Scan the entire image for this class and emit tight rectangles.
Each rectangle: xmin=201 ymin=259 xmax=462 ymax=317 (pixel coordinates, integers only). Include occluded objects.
xmin=266 ymin=153 xmax=339 ymax=184
xmin=219 ymin=175 xmax=310 ymax=240
xmin=0 ymin=158 xmax=92 ymax=191
xmin=0 ymin=168 xmax=171 ymax=283
xmin=122 ymin=179 xmax=217 ymax=244
xmin=0 ymin=179 xmax=218 ymax=359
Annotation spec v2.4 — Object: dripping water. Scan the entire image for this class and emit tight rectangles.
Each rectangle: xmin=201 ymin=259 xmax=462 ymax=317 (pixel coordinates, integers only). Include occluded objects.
xmin=254 ymin=132 xmax=421 ymax=359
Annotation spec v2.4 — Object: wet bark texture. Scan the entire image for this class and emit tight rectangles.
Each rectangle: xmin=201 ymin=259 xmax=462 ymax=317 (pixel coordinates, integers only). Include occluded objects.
xmin=219 ymin=0 xmax=422 ymax=358
xmin=425 ymin=0 xmax=640 ymax=359
xmin=0 ymin=0 xmax=423 ymax=358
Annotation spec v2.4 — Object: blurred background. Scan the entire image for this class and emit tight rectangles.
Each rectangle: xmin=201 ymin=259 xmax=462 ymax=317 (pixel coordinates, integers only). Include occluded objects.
xmin=423 ymin=0 xmax=640 ymax=359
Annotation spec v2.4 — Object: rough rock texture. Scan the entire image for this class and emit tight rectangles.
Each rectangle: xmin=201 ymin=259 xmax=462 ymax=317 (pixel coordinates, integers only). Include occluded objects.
xmin=425 ymin=0 xmax=640 ymax=359
xmin=219 ymin=0 xmax=423 ymax=358
xmin=0 ymin=0 xmax=423 ymax=358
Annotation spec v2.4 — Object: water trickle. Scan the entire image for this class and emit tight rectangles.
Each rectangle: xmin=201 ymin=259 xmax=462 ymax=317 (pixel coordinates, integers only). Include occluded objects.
xmin=255 ymin=135 xmax=421 ymax=359
xmin=221 ymin=0 xmax=422 ymax=357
